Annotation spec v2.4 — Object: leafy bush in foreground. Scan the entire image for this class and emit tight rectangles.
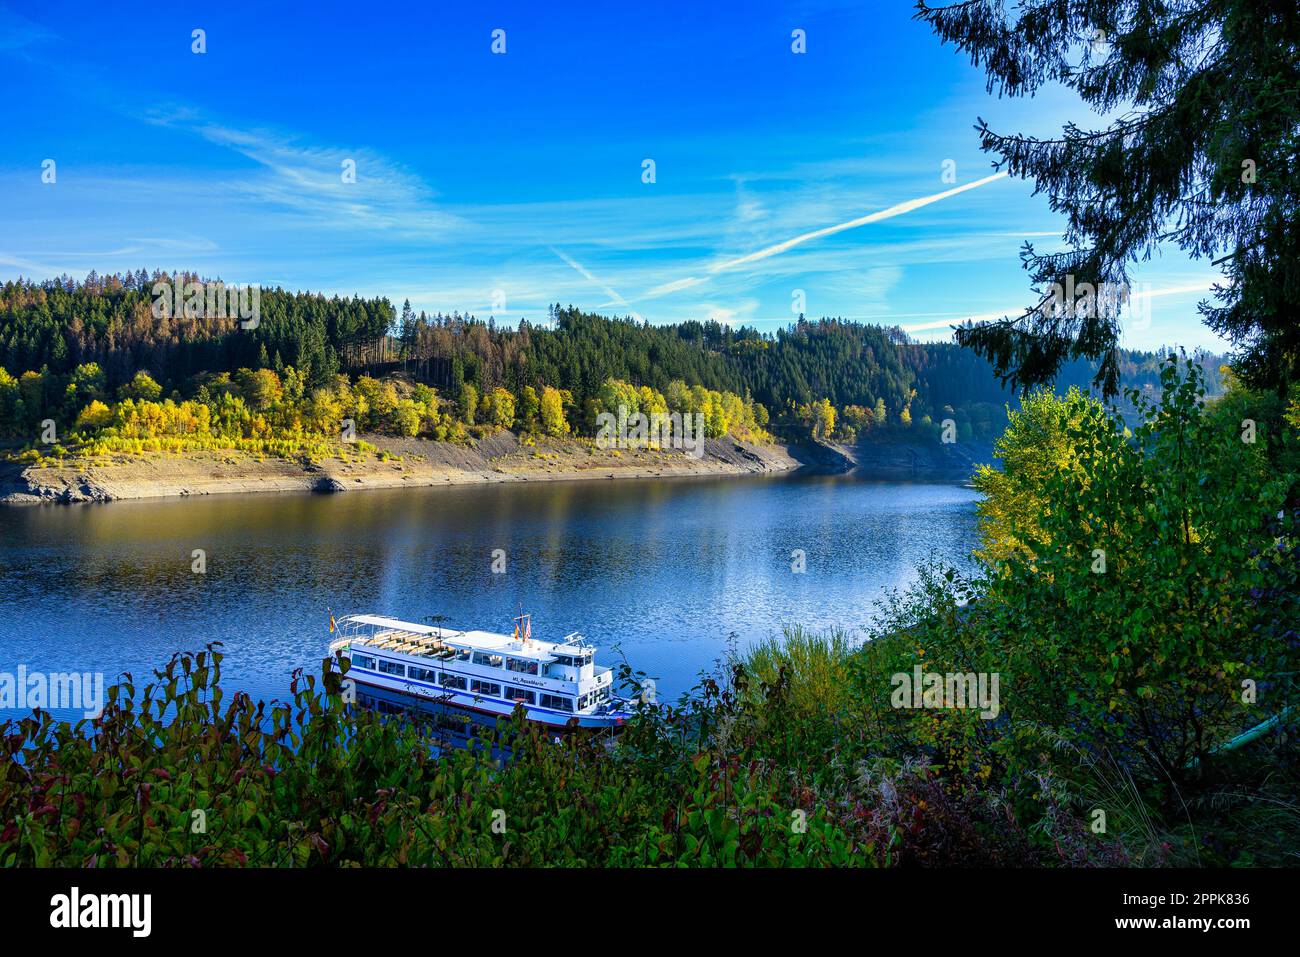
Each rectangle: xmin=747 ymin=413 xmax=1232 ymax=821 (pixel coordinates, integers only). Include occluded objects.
xmin=2 ymin=359 xmax=1290 ymax=867
xmin=842 ymin=360 xmax=1299 ymax=862
xmin=2 ymin=638 xmax=1119 ymax=867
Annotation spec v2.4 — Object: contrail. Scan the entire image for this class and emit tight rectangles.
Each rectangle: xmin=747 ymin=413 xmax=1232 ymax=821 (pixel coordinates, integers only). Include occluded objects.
xmin=644 ymin=171 xmax=1009 ymax=299
xmin=549 ymin=245 xmax=630 ymax=307
xmin=710 ymin=171 xmax=1009 ymax=272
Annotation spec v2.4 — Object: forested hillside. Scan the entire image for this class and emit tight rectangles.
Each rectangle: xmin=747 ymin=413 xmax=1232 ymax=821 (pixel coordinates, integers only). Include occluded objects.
xmin=0 ymin=272 xmax=1223 ymax=449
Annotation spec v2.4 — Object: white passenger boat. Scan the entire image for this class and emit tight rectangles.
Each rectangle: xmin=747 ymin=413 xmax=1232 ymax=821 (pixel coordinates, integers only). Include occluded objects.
xmin=328 ymin=613 xmax=635 ymax=730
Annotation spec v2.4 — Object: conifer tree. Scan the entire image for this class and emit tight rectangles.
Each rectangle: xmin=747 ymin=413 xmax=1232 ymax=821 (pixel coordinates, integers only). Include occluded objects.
xmin=917 ymin=0 xmax=1300 ymax=395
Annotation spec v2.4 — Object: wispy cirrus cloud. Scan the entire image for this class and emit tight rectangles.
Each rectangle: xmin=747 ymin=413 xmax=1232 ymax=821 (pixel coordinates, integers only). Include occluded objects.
xmin=0 ymin=6 xmax=54 ymax=55
xmin=138 ymin=108 xmax=464 ymax=239
xmin=901 ymin=278 xmax=1222 ymax=337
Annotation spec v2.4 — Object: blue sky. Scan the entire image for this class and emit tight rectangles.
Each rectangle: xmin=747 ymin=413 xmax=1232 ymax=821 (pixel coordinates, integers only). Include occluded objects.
xmin=0 ymin=1 xmax=1226 ymax=350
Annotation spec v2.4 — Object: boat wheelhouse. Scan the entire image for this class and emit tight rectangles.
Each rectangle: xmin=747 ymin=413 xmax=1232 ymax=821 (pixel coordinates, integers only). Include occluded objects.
xmin=328 ymin=614 xmax=634 ymax=730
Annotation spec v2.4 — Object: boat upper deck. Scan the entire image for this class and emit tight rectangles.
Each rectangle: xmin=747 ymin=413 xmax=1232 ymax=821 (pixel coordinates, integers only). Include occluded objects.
xmin=336 ymin=614 xmax=595 ymax=664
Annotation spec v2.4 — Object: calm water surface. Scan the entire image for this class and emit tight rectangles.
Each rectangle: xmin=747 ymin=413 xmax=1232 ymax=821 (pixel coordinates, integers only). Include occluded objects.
xmin=0 ymin=473 xmax=980 ymax=714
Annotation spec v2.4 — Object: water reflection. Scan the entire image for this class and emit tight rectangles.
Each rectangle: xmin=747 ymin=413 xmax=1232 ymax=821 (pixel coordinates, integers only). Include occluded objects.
xmin=355 ymin=685 xmax=504 ymax=758
xmin=0 ymin=473 xmax=980 ymax=720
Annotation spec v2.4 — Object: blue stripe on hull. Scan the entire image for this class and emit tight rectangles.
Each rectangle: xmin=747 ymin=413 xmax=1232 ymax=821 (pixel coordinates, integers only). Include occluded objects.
xmin=348 ymin=672 xmax=627 ymax=730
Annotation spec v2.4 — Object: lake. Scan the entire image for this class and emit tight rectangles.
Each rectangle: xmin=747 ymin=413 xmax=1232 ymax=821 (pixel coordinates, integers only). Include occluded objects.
xmin=0 ymin=473 xmax=981 ymax=718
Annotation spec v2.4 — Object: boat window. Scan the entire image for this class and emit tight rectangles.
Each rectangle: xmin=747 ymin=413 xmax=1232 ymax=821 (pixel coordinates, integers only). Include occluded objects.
xmin=351 ymin=654 xmax=377 ymax=671
xmin=504 ymin=687 xmax=536 ymax=706
xmin=453 ymin=649 xmax=472 ymax=661
xmin=578 ymin=654 xmax=593 ymax=668
xmin=408 ymin=665 xmax=436 ymax=682
xmin=553 ymin=655 xmax=574 ymax=667
xmin=471 ymin=679 xmax=501 ymax=697
xmin=472 ymin=653 xmax=503 ymax=668
xmin=439 ymin=673 xmax=467 ymax=690
xmin=378 ymin=659 xmax=405 ymax=676
xmin=540 ymin=694 xmax=574 ymax=712
xmin=506 ymin=657 xmax=539 ymax=675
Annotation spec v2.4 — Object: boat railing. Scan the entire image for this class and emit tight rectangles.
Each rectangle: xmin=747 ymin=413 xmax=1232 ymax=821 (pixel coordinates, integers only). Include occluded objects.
xmin=335 ymin=616 xmax=453 ymax=659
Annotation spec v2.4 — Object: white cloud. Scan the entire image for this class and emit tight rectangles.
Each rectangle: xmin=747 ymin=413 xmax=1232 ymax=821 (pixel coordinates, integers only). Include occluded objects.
xmin=901 ymin=279 xmax=1222 ymax=332
xmin=139 ymin=111 xmax=464 ymax=239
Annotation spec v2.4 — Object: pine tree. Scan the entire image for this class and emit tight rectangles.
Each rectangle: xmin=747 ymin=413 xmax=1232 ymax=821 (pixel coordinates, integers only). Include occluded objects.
xmin=398 ymin=298 xmax=416 ymax=371
xmin=917 ymin=0 xmax=1300 ymax=395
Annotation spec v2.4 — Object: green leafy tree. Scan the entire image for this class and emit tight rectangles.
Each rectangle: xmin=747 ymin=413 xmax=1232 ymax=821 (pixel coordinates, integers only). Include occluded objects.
xmin=118 ymin=371 xmax=162 ymax=402
xmin=235 ymin=368 xmax=284 ymax=412
xmin=487 ymin=387 xmax=516 ymax=430
xmin=353 ymin=375 xmax=397 ymax=431
xmin=811 ymin=398 xmax=836 ymax=440
xmin=63 ymin=362 xmax=106 ymax=416
xmin=972 ymin=387 xmax=1092 ymax=565
xmin=73 ymin=400 xmax=113 ymax=432
xmin=391 ymin=399 xmax=422 ymax=437
xmin=990 ymin=361 xmax=1291 ymax=782
xmin=664 ymin=379 xmax=693 ymax=413
xmin=305 ymin=386 xmax=345 ymax=435
xmin=596 ymin=378 xmax=640 ymax=421
xmin=459 ymin=382 xmax=479 ymax=426
xmin=519 ymin=385 xmax=540 ymax=433
xmin=281 ymin=365 xmax=307 ymax=407
xmin=0 ymin=366 xmax=19 ymax=434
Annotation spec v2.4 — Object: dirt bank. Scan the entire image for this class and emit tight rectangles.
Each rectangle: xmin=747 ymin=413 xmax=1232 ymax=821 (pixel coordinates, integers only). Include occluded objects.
xmin=0 ymin=433 xmax=805 ymax=505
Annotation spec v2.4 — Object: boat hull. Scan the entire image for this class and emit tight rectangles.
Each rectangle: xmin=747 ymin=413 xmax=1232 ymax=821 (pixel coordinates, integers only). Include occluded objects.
xmin=347 ymin=670 xmax=629 ymax=730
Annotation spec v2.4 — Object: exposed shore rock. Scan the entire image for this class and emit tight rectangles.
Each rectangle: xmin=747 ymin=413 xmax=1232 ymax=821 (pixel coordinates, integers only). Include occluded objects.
xmin=312 ymin=476 xmax=348 ymax=494
xmin=847 ymin=439 xmax=991 ymax=482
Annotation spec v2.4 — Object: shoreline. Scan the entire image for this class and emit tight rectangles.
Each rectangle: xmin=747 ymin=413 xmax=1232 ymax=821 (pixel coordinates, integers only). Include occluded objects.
xmin=0 ymin=433 xmax=986 ymax=506
xmin=0 ymin=432 xmax=826 ymax=505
